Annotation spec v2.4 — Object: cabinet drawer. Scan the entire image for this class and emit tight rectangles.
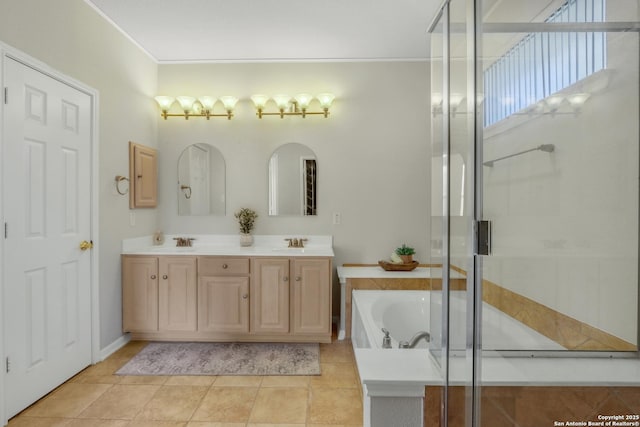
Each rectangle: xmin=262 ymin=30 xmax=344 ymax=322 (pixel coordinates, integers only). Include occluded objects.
xmin=198 ymin=257 xmax=250 ymax=275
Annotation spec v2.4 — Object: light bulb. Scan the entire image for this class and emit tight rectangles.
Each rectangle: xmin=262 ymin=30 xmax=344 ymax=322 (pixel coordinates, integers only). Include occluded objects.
xmin=316 ymin=93 xmax=335 ymax=109
xmin=294 ymin=93 xmax=314 ymax=110
xmin=251 ymin=94 xmax=270 ymax=110
xmin=176 ymin=96 xmax=196 ymax=113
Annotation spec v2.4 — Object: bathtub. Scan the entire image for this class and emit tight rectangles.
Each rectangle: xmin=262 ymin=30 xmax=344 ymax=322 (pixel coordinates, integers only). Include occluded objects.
xmin=352 ymin=289 xmax=565 ymax=351
xmin=351 ymin=290 xmax=640 ymax=427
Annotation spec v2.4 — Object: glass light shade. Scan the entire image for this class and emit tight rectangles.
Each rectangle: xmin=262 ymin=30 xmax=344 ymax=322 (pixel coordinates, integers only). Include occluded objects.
xmin=154 ymin=96 xmax=175 ymax=111
xmin=251 ymin=94 xmax=270 ymax=110
xmin=176 ymin=96 xmax=196 ymax=112
xmin=450 ymin=93 xmax=465 ymax=109
xmin=316 ymin=93 xmax=335 ymax=109
xmin=273 ymin=95 xmax=291 ymax=110
xmin=219 ymin=96 xmax=238 ymax=112
xmin=198 ymin=96 xmax=217 ymax=111
xmin=431 ymin=93 xmax=443 ymax=108
xmin=545 ymin=95 xmax=565 ymax=110
xmin=567 ymin=93 xmax=591 ymax=108
xmin=294 ymin=93 xmax=314 ymax=109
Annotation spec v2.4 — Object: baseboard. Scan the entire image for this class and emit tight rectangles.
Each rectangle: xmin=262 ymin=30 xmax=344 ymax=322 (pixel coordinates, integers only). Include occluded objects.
xmin=99 ymin=334 xmax=131 ymax=361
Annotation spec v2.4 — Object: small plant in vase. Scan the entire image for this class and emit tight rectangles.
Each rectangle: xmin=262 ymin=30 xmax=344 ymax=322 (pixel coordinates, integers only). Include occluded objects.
xmin=395 ymin=244 xmax=416 ymax=264
xmin=235 ymin=208 xmax=258 ymax=247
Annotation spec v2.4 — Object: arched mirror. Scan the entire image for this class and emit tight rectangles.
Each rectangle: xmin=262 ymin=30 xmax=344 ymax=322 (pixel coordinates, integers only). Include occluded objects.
xmin=268 ymin=143 xmax=317 ymax=216
xmin=177 ymin=143 xmax=226 ymax=216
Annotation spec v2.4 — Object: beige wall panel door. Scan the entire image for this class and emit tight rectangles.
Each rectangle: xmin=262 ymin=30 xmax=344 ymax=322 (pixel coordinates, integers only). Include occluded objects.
xmin=291 ymin=259 xmax=331 ymax=335
xmin=3 ymin=58 xmax=93 ymax=417
xmin=198 ymin=276 xmax=249 ymax=333
xmin=159 ymin=256 xmax=197 ymax=332
xmin=251 ymin=258 xmax=289 ymax=334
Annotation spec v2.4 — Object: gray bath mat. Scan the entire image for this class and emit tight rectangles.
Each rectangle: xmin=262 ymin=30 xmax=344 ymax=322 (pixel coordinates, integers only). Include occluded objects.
xmin=116 ymin=342 xmax=320 ymax=376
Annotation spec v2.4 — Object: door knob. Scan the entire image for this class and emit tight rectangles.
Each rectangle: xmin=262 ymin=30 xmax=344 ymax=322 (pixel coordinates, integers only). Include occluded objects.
xmin=79 ymin=240 xmax=93 ymax=251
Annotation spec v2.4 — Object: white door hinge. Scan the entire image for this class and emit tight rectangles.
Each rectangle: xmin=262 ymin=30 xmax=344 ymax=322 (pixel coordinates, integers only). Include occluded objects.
xmin=5 ymin=357 xmax=10 ymax=373
xmin=3 ymin=87 xmax=7 ymax=104
xmin=4 ymin=222 xmax=7 ymax=239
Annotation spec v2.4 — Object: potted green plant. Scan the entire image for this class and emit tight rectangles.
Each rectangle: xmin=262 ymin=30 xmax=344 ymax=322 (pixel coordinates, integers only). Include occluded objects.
xmin=235 ymin=207 xmax=258 ymax=247
xmin=395 ymin=244 xmax=416 ymax=264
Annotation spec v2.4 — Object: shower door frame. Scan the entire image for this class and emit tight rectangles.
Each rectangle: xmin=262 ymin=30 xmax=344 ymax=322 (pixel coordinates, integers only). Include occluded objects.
xmin=430 ymin=1 xmax=640 ymax=426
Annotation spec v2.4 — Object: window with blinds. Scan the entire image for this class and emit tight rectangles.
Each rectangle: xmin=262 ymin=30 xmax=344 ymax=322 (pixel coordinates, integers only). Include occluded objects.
xmin=484 ymin=0 xmax=606 ymax=127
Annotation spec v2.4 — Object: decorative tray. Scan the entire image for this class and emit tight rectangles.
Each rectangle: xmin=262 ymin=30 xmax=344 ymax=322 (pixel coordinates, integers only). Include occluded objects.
xmin=378 ymin=260 xmax=419 ymax=271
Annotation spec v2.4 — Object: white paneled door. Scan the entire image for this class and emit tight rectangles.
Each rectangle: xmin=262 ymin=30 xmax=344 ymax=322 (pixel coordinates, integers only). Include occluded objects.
xmin=3 ymin=58 xmax=93 ymax=418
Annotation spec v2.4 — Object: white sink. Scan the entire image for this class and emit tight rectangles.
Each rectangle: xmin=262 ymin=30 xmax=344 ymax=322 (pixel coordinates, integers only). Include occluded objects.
xmin=149 ymin=246 xmax=196 ymax=252
xmin=271 ymin=247 xmax=309 ymax=254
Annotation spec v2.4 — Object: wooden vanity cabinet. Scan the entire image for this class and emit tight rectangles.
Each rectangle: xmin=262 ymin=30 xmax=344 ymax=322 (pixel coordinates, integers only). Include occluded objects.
xmin=291 ymin=258 xmax=332 ymax=335
xmin=197 ymin=257 xmax=250 ymax=334
xmin=251 ymin=257 xmax=332 ymax=338
xmin=122 ymin=254 xmax=331 ymax=342
xmin=122 ymin=256 xmax=158 ymax=333
xmin=122 ymin=255 xmax=197 ymax=333
xmin=251 ymin=258 xmax=290 ymax=334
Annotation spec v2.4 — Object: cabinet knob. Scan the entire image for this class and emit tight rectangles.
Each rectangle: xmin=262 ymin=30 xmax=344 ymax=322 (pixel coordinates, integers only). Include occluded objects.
xmin=242 ymin=294 xmax=248 ymax=299
xmin=150 ymin=275 xmax=157 ymax=280
xmin=162 ymin=275 xmax=168 ymax=280
xmin=283 ymin=276 xmax=289 ymax=282
xmin=295 ymin=276 xmax=301 ymax=282
xmin=222 ymin=263 xmax=228 ymax=269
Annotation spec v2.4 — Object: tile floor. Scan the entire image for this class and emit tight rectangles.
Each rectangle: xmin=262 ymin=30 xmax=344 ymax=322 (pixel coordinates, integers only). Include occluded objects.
xmin=8 ymin=335 xmax=363 ymax=427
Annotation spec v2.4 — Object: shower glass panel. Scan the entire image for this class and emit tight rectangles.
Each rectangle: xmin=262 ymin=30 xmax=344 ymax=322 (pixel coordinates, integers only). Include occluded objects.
xmin=480 ymin=0 xmax=639 ymax=355
xmin=432 ymin=0 xmax=639 ymax=425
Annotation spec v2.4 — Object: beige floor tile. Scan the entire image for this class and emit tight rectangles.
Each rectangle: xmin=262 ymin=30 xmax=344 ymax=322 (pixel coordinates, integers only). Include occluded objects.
xmin=247 ymin=424 xmax=305 ymax=427
xmin=191 ymin=387 xmax=258 ymax=423
xmin=310 ymin=363 xmax=359 ymax=389
xmin=22 ymin=383 xmax=112 ymax=418
xmin=260 ymin=376 xmax=310 ymax=388
xmin=66 ymin=420 xmax=129 ymax=427
xmin=213 ymin=376 xmax=263 ymax=387
xmin=319 ymin=343 xmax=354 ymax=364
xmin=164 ymin=376 xmax=217 ymax=386
xmin=136 ymin=385 xmax=209 ymax=421
xmin=78 ymin=384 xmax=160 ymax=420
xmin=308 ymin=388 xmax=362 ymax=425
xmin=306 ymin=424 xmax=363 ymax=427
xmin=119 ymin=376 xmax=169 ymax=385
xmin=110 ymin=341 xmax=149 ymax=359
xmin=77 ymin=357 xmax=131 ymax=377
xmin=127 ymin=421 xmax=187 ymax=427
xmin=69 ymin=374 xmax=122 ymax=385
xmin=186 ymin=423 xmax=246 ymax=427
xmin=249 ymin=387 xmax=309 ymax=424
xmin=7 ymin=417 xmax=71 ymax=427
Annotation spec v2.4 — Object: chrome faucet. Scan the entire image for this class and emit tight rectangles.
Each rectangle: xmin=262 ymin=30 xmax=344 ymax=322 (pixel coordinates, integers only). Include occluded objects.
xmin=398 ymin=331 xmax=431 ymax=348
xmin=381 ymin=328 xmax=392 ymax=349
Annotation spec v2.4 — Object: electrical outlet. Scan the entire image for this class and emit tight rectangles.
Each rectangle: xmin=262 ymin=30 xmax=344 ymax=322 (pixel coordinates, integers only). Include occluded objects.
xmin=129 ymin=211 xmax=136 ymax=226
xmin=332 ymin=212 xmax=341 ymax=225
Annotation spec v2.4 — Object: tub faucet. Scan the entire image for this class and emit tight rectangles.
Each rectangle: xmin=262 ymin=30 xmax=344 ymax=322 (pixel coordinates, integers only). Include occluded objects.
xmin=399 ymin=331 xmax=431 ymax=348
xmin=381 ymin=328 xmax=392 ymax=349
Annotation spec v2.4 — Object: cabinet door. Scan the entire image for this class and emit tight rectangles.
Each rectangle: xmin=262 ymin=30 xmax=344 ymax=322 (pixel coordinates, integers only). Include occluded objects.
xmin=198 ymin=276 xmax=249 ymax=333
xmin=159 ymin=256 xmax=197 ymax=332
xmin=129 ymin=141 xmax=158 ymax=208
xmin=122 ymin=256 xmax=159 ymax=332
xmin=251 ymin=259 xmax=290 ymax=334
xmin=291 ymin=258 xmax=331 ymax=335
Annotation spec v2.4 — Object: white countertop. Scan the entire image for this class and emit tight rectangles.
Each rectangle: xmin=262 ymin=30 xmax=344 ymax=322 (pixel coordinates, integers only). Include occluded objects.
xmin=337 ymin=265 xmax=466 ymax=281
xmin=122 ymin=234 xmax=334 ymax=257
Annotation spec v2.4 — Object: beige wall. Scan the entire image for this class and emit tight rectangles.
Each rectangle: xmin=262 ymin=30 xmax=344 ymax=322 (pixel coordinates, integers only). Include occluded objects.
xmin=0 ymin=0 xmax=432 ymax=349
xmin=157 ymin=61 xmax=431 ymax=270
xmin=0 ymin=0 xmax=159 ymax=348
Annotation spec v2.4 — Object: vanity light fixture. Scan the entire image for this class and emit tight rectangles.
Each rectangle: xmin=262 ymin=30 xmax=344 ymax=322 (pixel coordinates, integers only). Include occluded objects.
xmin=154 ymin=95 xmax=237 ymax=120
xmin=250 ymin=93 xmax=335 ymax=119
xmin=544 ymin=94 xmax=565 ymax=112
xmin=566 ymin=93 xmax=591 ymax=112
